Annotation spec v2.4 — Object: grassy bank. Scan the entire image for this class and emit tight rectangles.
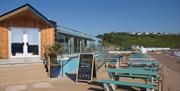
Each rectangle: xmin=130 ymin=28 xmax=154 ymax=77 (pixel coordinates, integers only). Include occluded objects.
xmin=97 ymin=32 xmax=180 ymax=49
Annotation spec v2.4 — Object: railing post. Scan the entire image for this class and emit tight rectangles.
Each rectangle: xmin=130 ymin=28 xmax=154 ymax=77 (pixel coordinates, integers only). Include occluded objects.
xmin=61 ymin=60 xmax=64 ymax=77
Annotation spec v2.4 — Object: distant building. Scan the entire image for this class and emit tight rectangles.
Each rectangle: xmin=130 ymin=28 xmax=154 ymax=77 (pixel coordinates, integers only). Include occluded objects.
xmin=151 ymin=32 xmax=158 ymax=34
xmin=144 ymin=32 xmax=149 ymax=35
xmin=137 ymin=32 xmax=143 ymax=35
xmin=56 ymin=26 xmax=99 ymax=54
xmin=163 ymin=32 xmax=169 ymax=35
xmin=131 ymin=45 xmax=140 ymax=51
xmin=130 ymin=32 xmax=136 ymax=35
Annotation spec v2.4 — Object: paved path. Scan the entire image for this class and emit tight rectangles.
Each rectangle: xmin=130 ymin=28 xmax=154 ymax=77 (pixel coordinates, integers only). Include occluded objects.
xmin=148 ymin=52 xmax=180 ymax=72
xmin=148 ymin=52 xmax=180 ymax=91
xmin=0 ymin=63 xmax=49 ymax=86
xmin=0 ymin=63 xmax=144 ymax=91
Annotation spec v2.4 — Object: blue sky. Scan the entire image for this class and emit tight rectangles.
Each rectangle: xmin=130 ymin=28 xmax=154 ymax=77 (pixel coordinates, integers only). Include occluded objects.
xmin=0 ymin=0 xmax=179 ymax=35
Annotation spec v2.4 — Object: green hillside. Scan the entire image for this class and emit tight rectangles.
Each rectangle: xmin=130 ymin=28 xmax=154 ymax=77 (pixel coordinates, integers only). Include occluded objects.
xmin=97 ymin=32 xmax=180 ymax=49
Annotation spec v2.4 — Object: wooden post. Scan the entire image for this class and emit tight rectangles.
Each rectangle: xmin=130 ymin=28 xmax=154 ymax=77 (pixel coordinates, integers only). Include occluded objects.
xmin=0 ymin=36 xmax=2 ymax=58
xmin=0 ymin=30 xmax=3 ymax=58
xmin=47 ymin=55 xmax=51 ymax=77
xmin=44 ymin=52 xmax=50 ymax=77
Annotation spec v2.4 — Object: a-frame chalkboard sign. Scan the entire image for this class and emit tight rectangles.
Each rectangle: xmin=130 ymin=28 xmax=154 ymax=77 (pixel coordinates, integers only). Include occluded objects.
xmin=76 ymin=53 xmax=96 ymax=82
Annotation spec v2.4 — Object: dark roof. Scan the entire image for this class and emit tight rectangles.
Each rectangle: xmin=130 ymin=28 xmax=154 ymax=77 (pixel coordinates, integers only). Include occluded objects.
xmin=0 ymin=3 xmax=55 ymax=27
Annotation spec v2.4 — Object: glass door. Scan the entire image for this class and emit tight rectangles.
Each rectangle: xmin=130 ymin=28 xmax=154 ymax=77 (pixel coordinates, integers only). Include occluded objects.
xmin=26 ymin=29 xmax=39 ymax=56
xmin=11 ymin=28 xmax=24 ymax=57
xmin=10 ymin=28 xmax=39 ymax=58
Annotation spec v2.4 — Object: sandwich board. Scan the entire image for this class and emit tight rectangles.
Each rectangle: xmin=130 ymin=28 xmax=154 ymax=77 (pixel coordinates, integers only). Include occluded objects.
xmin=76 ymin=53 xmax=96 ymax=82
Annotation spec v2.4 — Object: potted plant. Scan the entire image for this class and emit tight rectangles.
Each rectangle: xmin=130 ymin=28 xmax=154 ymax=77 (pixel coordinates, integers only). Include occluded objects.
xmin=84 ymin=47 xmax=91 ymax=53
xmin=45 ymin=43 xmax=63 ymax=78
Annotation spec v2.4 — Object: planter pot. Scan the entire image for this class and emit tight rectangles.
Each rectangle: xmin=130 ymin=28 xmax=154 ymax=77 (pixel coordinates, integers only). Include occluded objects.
xmin=50 ymin=64 xmax=61 ymax=78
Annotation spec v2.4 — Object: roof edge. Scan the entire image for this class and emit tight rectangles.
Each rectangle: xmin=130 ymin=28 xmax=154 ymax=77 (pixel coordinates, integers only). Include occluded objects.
xmin=0 ymin=3 xmax=55 ymax=27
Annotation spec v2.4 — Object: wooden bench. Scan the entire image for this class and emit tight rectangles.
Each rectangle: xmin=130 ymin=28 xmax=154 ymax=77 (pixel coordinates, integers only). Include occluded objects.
xmin=106 ymin=58 xmax=119 ymax=68
xmin=106 ymin=68 xmax=158 ymax=76
xmin=97 ymin=80 xmax=157 ymax=91
xmin=128 ymin=61 xmax=160 ymax=66
xmin=115 ymin=74 xmax=159 ymax=81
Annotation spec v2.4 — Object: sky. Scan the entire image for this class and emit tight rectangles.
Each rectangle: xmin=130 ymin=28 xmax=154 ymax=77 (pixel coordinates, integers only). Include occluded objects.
xmin=0 ymin=0 xmax=179 ymax=35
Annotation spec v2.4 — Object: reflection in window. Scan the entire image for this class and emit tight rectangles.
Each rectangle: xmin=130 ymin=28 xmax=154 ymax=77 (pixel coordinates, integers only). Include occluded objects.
xmin=27 ymin=29 xmax=39 ymax=55
xmin=11 ymin=29 xmax=23 ymax=56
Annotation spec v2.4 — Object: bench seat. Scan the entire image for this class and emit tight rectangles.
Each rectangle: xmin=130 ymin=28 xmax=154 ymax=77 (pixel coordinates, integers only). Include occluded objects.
xmin=97 ymin=80 xmax=157 ymax=89
xmin=115 ymin=74 xmax=159 ymax=81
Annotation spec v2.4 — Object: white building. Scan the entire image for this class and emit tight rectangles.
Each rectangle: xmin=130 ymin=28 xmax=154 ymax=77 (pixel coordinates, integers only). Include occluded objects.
xmin=140 ymin=46 xmax=170 ymax=53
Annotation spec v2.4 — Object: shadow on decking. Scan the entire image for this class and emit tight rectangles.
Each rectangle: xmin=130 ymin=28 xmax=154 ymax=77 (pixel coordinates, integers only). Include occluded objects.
xmin=88 ymin=82 xmax=142 ymax=91
xmin=65 ymin=73 xmax=141 ymax=91
xmin=65 ymin=73 xmax=77 ymax=82
xmin=176 ymin=61 xmax=180 ymax=64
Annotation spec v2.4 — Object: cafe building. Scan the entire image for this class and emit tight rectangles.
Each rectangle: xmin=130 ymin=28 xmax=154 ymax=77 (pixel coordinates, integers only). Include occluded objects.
xmin=0 ymin=4 xmax=101 ymax=59
xmin=0 ymin=4 xmax=55 ymax=59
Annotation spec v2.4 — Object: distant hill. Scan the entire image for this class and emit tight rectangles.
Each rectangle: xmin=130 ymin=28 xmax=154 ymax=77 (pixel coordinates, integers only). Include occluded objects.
xmin=97 ymin=32 xmax=180 ymax=49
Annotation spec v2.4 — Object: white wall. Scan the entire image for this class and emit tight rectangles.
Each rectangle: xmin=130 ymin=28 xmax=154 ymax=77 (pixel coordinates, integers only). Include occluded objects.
xmin=141 ymin=47 xmax=170 ymax=53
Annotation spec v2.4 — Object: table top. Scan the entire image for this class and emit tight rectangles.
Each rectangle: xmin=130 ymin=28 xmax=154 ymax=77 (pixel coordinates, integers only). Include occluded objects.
xmin=129 ymin=54 xmax=149 ymax=58
xmin=106 ymin=68 xmax=157 ymax=76
xmin=126 ymin=67 xmax=158 ymax=71
xmin=128 ymin=61 xmax=160 ymax=65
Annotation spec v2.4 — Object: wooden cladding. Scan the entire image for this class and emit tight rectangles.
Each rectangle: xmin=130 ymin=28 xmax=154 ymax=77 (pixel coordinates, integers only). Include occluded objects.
xmin=0 ymin=26 xmax=8 ymax=59
xmin=41 ymin=27 xmax=55 ymax=57
xmin=0 ymin=10 xmax=55 ymax=59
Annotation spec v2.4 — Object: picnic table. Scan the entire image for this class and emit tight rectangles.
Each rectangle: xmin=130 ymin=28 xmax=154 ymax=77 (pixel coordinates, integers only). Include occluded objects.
xmin=107 ymin=58 xmax=122 ymax=68
xmin=106 ymin=58 xmax=119 ymax=68
xmin=97 ymin=68 xmax=158 ymax=91
xmin=112 ymin=54 xmax=123 ymax=59
xmin=106 ymin=68 xmax=158 ymax=87
xmin=106 ymin=54 xmax=123 ymax=68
